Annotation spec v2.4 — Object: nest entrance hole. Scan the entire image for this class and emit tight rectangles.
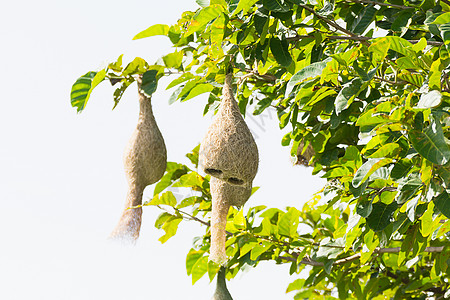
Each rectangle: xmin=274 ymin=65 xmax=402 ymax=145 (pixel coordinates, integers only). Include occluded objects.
xmin=205 ymin=168 xmax=223 ymax=177
xmin=227 ymin=177 xmax=244 ymax=185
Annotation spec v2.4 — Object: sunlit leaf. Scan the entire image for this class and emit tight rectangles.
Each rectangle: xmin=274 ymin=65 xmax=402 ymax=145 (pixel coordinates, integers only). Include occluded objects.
xmin=352 ymin=158 xmax=393 ymax=187
xmin=133 ymin=24 xmax=170 ymax=40
xmin=335 ymin=78 xmax=363 ymax=115
xmin=70 ymin=70 xmax=106 ymax=113
xmin=409 ymin=116 xmax=450 ymax=165
xmin=417 ymin=90 xmax=442 ymax=109
xmin=286 ymin=58 xmax=331 ymax=96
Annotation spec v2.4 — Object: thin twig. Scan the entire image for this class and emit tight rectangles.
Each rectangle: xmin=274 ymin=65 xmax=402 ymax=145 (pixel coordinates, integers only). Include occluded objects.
xmin=298 ymin=4 xmax=358 ymax=38
xmin=442 ymin=0 xmax=450 ymax=7
xmin=281 ymin=245 xmax=446 ymax=266
xmin=287 ymin=35 xmax=444 ymax=46
xmin=373 ymin=76 xmax=408 ymax=85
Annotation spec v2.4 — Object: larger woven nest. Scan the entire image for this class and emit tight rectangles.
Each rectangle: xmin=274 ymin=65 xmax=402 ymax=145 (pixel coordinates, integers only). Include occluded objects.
xmin=199 ymin=73 xmax=259 ymax=186
xmin=110 ymin=75 xmax=167 ymax=242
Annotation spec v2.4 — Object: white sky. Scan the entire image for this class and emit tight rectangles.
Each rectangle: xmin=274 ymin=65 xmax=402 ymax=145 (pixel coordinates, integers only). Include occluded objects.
xmin=0 ymin=1 xmax=324 ymax=299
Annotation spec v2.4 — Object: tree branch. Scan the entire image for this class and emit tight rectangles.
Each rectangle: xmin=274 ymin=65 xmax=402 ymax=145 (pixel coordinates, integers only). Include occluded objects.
xmin=298 ymin=4 xmax=359 ymax=38
xmin=154 ymin=206 xmax=446 ymax=268
xmin=344 ymin=0 xmax=411 ymax=9
xmin=281 ymin=246 xmax=445 ymax=266
xmin=286 ymin=35 xmax=444 ymax=46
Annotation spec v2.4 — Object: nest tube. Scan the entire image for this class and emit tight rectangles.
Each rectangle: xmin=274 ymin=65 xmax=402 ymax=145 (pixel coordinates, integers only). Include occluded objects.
xmin=209 ymin=177 xmax=252 ymax=265
xmin=211 ymin=267 xmax=233 ymax=300
xmin=110 ymin=75 xmax=167 ymax=243
xmin=199 ymin=73 xmax=259 ymax=186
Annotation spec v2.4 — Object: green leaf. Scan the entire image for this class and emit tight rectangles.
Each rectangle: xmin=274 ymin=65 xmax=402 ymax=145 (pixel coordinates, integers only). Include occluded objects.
xmin=278 ymin=207 xmax=301 ymax=237
xmin=391 ymin=159 xmax=413 ymax=180
xmin=366 ymin=202 xmax=398 ymax=231
xmin=431 ymin=12 xmax=450 ymax=24
xmin=286 ymin=58 xmax=331 ymax=96
xmin=269 ymin=36 xmax=292 ymax=67
xmin=351 ymin=5 xmax=377 ymax=35
xmin=440 ymin=23 xmax=450 ymax=44
xmin=167 ymin=73 xmax=196 ymax=90
xmin=263 ymin=0 xmax=289 ymax=12
xmin=367 ymin=143 xmax=401 ymax=158
xmin=133 ymin=24 xmax=170 ymax=40
xmin=357 ymin=200 xmax=373 ymax=218
xmin=396 ymin=173 xmax=423 ymax=204
xmin=335 ymin=78 xmax=363 ymax=115
xmin=417 ymin=90 xmax=442 ymax=109
xmin=233 ymin=209 xmax=246 ymax=230
xmin=352 ymin=158 xmax=393 ymax=187
xmin=183 ymin=84 xmax=214 ymax=101
xmin=250 ymin=242 xmax=271 ymax=260
xmin=186 ymin=249 xmax=205 ymax=275
xmin=196 ymin=0 xmax=210 ymax=7
xmin=207 ymin=260 xmax=220 ymax=282
xmin=376 ymin=36 xmax=413 ymax=57
xmin=233 ymin=0 xmax=259 ymax=15
xmin=173 ymin=172 xmax=204 ymax=188
xmin=409 ymin=116 xmax=450 ymax=165
xmin=148 ymin=191 xmax=178 ymax=207
xmin=368 ymin=37 xmax=390 ymax=62
xmin=391 ymin=10 xmax=413 ymax=32
xmin=163 ymin=51 xmax=184 ymax=69
xmin=254 ymin=98 xmax=272 ymax=115
xmin=122 ymin=57 xmax=148 ymax=76
xmin=70 ymin=70 xmax=106 ymax=113
xmin=159 ymin=217 xmax=182 ymax=243
xmin=141 ymin=70 xmax=159 ymax=97
xmin=434 ymin=191 xmax=450 ymax=218
xmin=191 ymin=256 xmax=208 ymax=284
xmin=185 ymin=5 xmax=223 ymax=36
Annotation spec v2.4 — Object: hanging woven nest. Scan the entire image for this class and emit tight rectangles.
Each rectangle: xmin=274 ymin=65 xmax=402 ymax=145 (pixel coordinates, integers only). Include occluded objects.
xmin=199 ymin=73 xmax=259 ymax=186
xmin=110 ymin=75 xmax=167 ymax=243
xmin=209 ymin=177 xmax=252 ymax=265
xmin=211 ymin=267 xmax=234 ymax=300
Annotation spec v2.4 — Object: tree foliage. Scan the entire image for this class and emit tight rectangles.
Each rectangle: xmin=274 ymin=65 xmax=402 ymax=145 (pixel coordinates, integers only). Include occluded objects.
xmin=71 ymin=0 xmax=450 ymax=298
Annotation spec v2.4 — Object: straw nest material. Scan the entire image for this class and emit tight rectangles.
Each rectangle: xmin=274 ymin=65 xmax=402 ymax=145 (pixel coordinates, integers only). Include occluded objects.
xmin=296 ymin=139 xmax=315 ymax=167
xmin=110 ymin=75 xmax=167 ymax=242
xmin=210 ymin=176 xmax=252 ymax=207
xmin=199 ymin=73 xmax=259 ymax=186
xmin=209 ymin=177 xmax=252 ymax=265
xmin=211 ymin=267 xmax=234 ymax=300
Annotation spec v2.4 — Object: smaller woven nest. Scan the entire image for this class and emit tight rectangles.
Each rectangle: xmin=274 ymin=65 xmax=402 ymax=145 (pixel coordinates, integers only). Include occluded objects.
xmin=296 ymin=139 xmax=315 ymax=167
xmin=110 ymin=75 xmax=167 ymax=242
xmin=199 ymin=73 xmax=259 ymax=186
xmin=209 ymin=177 xmax=252 ymax=265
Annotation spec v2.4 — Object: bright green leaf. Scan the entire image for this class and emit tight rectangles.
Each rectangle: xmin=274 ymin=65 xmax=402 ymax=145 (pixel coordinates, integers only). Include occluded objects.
xmin=133 ymin=24 xmax=170 ymax=40
xmin=70 ymin=70 xmax=106 ymax=113
xmin=409 ymin=116 xmax=450 ymax=165
xmin=352 ymin=158 xmax=393 ymax=187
